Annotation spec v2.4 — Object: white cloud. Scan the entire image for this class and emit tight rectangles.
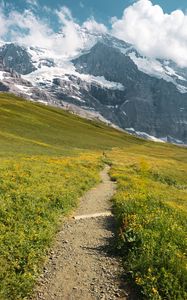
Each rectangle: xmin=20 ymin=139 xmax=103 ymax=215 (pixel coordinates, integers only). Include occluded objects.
xmin=55 ymin=10 xmax=107 ymax=55
xmin=0 ymin=5 xmax=106 ymax=57
xmin=54 ymin=7 xmax=85 ymax=56
xmin=83 ymin=18 xmax=107 ymax=34
xmin=111 ymin=0 xmax=187 ymax=67
xmin=56 ymin=6 xmax=73 ymax=23
xmin=26 ymin=0 xmax=38 ymax=7
xmin=7 ymin=9 xmax=55 ymax=49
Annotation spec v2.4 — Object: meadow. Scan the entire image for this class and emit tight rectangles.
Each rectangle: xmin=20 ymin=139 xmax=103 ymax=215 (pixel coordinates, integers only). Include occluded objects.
xmin=0 ymin=93 xmax=131 ymax=300
xmin=0 ymin=93 xmax=187 ymax=299
xmin=109 ymin=146 xmax=187 ymax=299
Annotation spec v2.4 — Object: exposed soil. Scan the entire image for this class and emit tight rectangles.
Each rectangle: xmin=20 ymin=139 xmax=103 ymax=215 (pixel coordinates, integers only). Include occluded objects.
xmin=32 ymin=166 xmax=133 ymax=300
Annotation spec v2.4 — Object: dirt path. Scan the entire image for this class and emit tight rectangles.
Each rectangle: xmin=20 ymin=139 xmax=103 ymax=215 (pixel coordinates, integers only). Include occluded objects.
xmin=32 ymin=166 xmax=131 ymax=300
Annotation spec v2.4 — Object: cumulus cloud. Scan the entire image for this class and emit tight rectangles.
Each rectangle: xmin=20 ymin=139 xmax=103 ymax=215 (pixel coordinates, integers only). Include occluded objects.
xmin=111 ymin=0 xmax=187 ymax=67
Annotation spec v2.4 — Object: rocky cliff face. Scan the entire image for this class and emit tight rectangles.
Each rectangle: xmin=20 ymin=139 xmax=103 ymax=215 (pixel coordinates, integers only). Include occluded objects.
xmin=73 ymin=42 xmax=187 ymax=143
xmin=0 ymin=43 xmax=36 ymax=75
xmin=0 ymin=34 xmax=186 ymax=144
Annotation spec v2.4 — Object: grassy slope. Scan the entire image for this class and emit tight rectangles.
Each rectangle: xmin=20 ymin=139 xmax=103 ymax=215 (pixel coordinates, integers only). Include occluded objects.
xmin=0 ymin=93 xmax=144 ymax=156
xmin=0 ymin=93 xmax=141 ymax=300
xmin=0 ymin=93 xmax=187 ymax=299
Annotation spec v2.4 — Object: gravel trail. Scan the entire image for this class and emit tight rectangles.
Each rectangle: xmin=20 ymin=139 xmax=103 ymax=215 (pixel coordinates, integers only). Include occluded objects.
xmin=32 ymin=166 xmax=133 ymax=300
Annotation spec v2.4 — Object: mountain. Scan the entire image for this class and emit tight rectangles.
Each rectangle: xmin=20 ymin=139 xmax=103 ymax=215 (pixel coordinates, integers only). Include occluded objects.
xmin=0 ymin=32 xmax=187 ymax=144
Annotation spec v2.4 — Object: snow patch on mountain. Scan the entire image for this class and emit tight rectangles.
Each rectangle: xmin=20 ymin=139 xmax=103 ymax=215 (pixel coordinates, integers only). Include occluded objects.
xmin=125 ymin=128 xmax=187 ymax=145
xmin=14 ymin=84 xmax=32 ymax=94
xmin=23 ymin=56 xmax=124 ymax=91
xmin=164 ymin=66 xmax=186 ymax=81
xmin=0 ymin=71 xmax=5 ymax=80
xmin=128 ymin=52 xmax=187 ymax=93
xmin=129 ymin=52 xmax=170 ymax=79
xmin=125 ymin=128 xmax=165 ymax=143
xmin=177 ymin=85 xmax=187 ymax=94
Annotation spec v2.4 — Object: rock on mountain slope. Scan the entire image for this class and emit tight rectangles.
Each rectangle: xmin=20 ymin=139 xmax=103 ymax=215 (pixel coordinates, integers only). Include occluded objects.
xmin=0 ymin=33 xmax=187 ymax=144
xmin=0 ymin=43 xmax=36 ymax=74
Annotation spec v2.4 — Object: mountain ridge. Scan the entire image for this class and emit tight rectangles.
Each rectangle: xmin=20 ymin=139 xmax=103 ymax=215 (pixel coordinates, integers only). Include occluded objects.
xmin=0 ymin=32 xmax=186 ymax=144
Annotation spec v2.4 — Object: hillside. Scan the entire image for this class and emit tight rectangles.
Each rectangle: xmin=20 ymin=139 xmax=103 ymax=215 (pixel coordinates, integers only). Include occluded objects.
xmin=0 ymin=93 xmax=187 ymax=300
xmin=0 ymin=93 xmax=143 ymax=156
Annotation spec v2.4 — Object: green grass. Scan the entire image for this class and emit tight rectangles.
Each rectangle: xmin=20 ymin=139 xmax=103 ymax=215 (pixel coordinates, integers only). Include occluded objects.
xmin=108 ymin=149 xmax=187 ymax=299
xmin=0 ymin=153 xmax=102 ymax=300
xmin=0 ymin=92 xmax=187 ymax=299
xmin=0 ymin=93 xmax=136 ymax=300
xmin=0 ymin=93 xmax=143 ymax=156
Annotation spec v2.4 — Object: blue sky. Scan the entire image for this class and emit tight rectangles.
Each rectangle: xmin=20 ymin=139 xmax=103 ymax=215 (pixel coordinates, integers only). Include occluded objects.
xmin=3 ymin=0 xmax=187 ymax=29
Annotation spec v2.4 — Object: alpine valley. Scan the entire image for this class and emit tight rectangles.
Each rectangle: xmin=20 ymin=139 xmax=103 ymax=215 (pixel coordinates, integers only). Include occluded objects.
xmin=0 ymin=29 xmax=187 ymax=144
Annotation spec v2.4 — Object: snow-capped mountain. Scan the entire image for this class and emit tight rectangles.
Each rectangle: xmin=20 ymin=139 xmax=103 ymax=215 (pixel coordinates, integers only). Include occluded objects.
xmin=0 ymin=31 xmax=187 ymax=144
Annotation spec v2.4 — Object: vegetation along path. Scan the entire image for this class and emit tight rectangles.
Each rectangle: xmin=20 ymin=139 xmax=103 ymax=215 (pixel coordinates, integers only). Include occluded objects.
xmin=32 ymin=165 xmax=130 ymax=300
